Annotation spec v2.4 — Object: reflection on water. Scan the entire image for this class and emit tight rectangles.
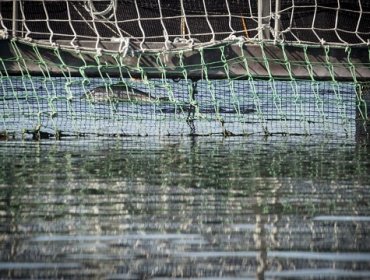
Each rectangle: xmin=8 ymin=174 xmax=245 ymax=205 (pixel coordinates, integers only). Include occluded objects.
xmin=0 ymin=137 xmax=369 ymax=279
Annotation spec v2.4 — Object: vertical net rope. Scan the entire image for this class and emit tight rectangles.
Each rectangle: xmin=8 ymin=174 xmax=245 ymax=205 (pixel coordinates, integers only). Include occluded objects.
xmin=0 ymin=0 xmax=369 ymax=138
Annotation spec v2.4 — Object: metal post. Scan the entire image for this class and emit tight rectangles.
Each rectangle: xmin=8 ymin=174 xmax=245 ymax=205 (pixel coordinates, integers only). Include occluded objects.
xmin=12 ymin=0 xmax=18 ymax=38
xmin=0 ymin=2 xmax=3 ymax=39
xmin=274 ymin=0 xmax=281 ymax=41
xmin=258 ymin=0 xmax=271 ymax=40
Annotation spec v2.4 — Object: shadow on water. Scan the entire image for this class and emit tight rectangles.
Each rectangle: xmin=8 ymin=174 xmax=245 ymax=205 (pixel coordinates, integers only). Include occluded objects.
xmin=0 ymin=136 xmax=369 ymax=279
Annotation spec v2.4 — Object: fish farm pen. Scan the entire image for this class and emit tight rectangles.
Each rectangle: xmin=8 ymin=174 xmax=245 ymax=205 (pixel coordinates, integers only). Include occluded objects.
xmin=0 ymin=1 xmax=370 ymax=279
xmin=0 ymin=0 xmax=369 ymax=140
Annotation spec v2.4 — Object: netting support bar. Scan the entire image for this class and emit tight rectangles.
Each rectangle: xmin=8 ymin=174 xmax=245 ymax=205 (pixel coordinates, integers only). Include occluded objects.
xmin=274 ymin=0 xmax=281 ymax=41
xmin=258 ymin=0 xmax=270 ymax=40
xmin=12 ymin=0 xmax=18 ymax=38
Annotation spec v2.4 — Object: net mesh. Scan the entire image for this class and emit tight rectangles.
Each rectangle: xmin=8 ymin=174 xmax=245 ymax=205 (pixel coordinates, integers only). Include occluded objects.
xmin=0 ymin=0 xmax=369 ymax=138
xmin=1 ymin=0 xmax=370 ymax=48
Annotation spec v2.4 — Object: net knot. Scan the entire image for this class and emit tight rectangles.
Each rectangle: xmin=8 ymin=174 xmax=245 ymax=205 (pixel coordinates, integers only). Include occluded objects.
xmin=96 ymin=48 xmax=103 ymax=56
xmin=50 ymin=42 xmax=58 ymax=48
xmin=225 ymin=35 xmax=245 ymax=43
xmin=173 ymin=37 xmax=190 ymax=44
xmin=173 ymin=37 xmax=199 ymax=49
xmin=163 ymin=30 xmax=172 ymax=50
xmin=111 ymin=37 xmax=131 ymax=56
xmin=73 ymin=45 xmax=81 ymax=54
xmin=84 ymin=0 xmax=116 ymax=20
xmin=0 ymin=30 xmax=8 ymax=40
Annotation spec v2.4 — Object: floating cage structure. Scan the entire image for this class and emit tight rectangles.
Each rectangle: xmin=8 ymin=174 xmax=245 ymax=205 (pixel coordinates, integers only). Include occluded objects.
xmin=0 ymin=0 xmax=369 ymax=139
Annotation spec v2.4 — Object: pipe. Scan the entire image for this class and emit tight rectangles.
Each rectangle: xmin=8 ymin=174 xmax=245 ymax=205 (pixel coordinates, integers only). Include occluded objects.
xmin=258 ymin=0 xmax=271 ymax=40
xmin=12 ymin=0 xmax=18 ymax=38
xmin=274 ymin=0 xmax=281 ymax=41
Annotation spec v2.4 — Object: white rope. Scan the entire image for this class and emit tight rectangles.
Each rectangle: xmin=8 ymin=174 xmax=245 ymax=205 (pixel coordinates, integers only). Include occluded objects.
xmin=133 ymin=0 xmax=146 ymax=51
xmin=111 ymin=0 xmax=125 ymax=53
xmin=5 ymin=0 xmax=370 ymax=51
xmin=157 ymin=0 xmax=171 ymax=50
xmin=0 ymin=2 xmax=9 ymax=39
xmin=79 ymin=1 xmax=120 ymax=38
xmin=334 ymin=0 xmax=347 ymax=45
xmin=84 ymin=0 xmax=102 ymax=53
xmin=311 ymin=0 xmax=324 ymax=45
xmin=355 ymin=0 xmax=367 ymax=45
xmin=180 ymin=0 xmax=191 ymax=40
xmin=71 ymin=2 xmax=99 ymax=38
xmin=18 ymin=0 xmax=32 ymax=41
xmin=224 ymin=0 xmax=235 ymax=37
xmin=84 ymin=0 xmax=116 ymax=19
xmin=287 ymin=0 xmax=301 ymax=45
xmin=41 ymin=0 xmax=55 ymax=46
xmin=201 ymin=0 xmax=215 ymax=42
xmin=65 ymin=0 xmax=79 ymax=49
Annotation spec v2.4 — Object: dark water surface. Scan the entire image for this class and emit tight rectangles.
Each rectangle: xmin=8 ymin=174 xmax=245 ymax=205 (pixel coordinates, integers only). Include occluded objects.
xmin=0 ymin=137 xmax=369 ymax=279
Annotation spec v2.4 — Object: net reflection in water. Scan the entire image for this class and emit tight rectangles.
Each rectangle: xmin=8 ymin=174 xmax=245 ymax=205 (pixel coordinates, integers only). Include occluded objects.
xmin=0 ymin=137 xmax=369 ymax=279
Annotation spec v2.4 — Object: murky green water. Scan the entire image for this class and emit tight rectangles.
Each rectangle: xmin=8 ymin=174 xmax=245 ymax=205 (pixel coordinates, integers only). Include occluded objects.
xmin=0 ymin=137 xmax=369 ymax=279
